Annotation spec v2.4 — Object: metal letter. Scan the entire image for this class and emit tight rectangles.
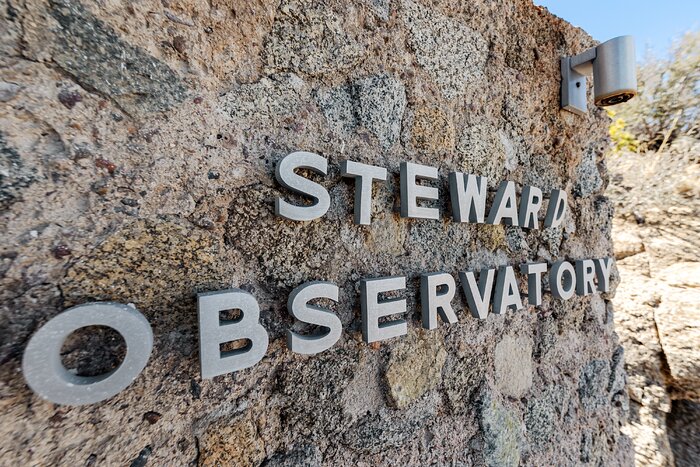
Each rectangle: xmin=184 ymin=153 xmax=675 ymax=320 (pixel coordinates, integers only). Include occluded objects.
xmin=520 ymin=262 xmax=548 ymax=306
xmin=493 ymin=265 xmax=523 ymax=314
xmin=518 ymin=185 xmax=543 ymax=229
xmin=420 ymin=272 xmax=458 ymax=330
xmin=459 ymin=268 xmax=496 ymax=320
xmin=449 ymin=172 xmax=488 ymax=223
xmin=287 ymin=281 xmax=342 ymax=355
xmin=486 ymin=181 xmax=520 ymax=226
xmin=544 ymin=189 xmax=567 ymax=228
xmin=400 ymin=162 xmax=439 ymax=219
xmin=550 ymin=261 xmax=576 ymax=300
xmin=198 ymin=289 xmax=269 ymax=379
xmin=340 ymin=160 xmax=388 ymax=225
xmin=575 ymin=259 xmax=596 ymax=296
xmin=22 ymin=302 xmax=153 ymax=406
xmin=594 ymin=257 xmax=614 ymax=292
xmin=275 ymin=151 xmax=330 ymax=221
xmin=360 ymin=276 xmax=408 ymax=343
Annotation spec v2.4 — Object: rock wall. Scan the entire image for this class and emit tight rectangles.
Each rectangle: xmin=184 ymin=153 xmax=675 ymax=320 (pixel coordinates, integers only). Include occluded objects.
xmin=1 ymin=0 xmax=633 ymax=465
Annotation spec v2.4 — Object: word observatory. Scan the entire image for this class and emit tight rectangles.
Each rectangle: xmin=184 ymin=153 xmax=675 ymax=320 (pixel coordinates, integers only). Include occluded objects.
xmin=22 ymin=151 xmax=614 ymax=405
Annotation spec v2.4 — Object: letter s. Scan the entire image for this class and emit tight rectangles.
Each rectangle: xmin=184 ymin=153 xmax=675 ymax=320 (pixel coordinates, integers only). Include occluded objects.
xmin=275 ymin=151 xmax=330 ymax=221
xmin=287 ymin=281 xmax=342 ymax=355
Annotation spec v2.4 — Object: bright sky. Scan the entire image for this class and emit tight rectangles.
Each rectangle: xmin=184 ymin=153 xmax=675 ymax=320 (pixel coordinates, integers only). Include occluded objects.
xmin=534 ymin=0 xmax=700 ymax=60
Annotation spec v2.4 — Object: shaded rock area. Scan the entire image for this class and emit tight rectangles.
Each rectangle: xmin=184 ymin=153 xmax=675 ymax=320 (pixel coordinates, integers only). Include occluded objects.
xmin=47 ymin=0 xmax=187 ymax=114
xmin=1 ymin=0 xmax=633 ymax=465
xmin=607 ymin=143 xmax=700 ymax=466
xmin=0 ymin=132 xmax=36 ymax=210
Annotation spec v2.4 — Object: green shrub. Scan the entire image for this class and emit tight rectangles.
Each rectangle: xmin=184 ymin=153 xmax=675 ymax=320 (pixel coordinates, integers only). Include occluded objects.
xmin=608 ymin=110 xmax=639 ymax=153
xmin=611 ymin=30 xmax=699 ymax=151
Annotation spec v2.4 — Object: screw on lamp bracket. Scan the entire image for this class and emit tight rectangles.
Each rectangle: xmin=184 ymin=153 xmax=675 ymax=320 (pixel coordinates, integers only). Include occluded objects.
xmin=561 ymin=35 xmax=637 ymax=115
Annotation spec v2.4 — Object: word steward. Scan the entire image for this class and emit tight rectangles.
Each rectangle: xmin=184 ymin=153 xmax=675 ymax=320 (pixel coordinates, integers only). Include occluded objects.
xmin=276 ymin=151 xmax=568 ymax=228
xmin=22 ymin=151 xmax=612 ymax=406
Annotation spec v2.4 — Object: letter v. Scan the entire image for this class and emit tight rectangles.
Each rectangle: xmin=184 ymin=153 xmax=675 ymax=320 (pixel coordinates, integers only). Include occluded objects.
xmin=458 ymin=268 xmax=496 ymax=320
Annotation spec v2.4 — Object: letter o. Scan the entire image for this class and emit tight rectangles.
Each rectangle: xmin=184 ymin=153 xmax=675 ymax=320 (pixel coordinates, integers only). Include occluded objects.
xmin=22 ymin=302 xmax=153 ymax=406
xmin=550 ymin=261 xmax=576 ymax=300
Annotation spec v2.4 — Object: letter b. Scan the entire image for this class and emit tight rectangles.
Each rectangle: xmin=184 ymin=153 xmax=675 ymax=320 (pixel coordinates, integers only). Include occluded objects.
xmin=198 ymin=289 xmax=269 ymax=379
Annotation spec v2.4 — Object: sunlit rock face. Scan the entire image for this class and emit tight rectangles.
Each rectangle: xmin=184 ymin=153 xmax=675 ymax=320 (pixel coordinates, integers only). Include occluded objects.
xmin=0 ymin=0 xmax=633 ymax=465
xmin=608 ymin=148 xmax=700 ymax=467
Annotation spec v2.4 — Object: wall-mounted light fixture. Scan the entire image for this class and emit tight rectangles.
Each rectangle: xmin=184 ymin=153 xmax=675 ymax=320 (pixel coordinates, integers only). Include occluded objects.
xmin=561 ymin=35 xmax=637 ymax=115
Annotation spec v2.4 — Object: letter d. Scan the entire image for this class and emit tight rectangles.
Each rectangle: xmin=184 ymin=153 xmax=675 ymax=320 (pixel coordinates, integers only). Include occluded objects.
xmin=198 ymin=289 xmax=269 ymax=379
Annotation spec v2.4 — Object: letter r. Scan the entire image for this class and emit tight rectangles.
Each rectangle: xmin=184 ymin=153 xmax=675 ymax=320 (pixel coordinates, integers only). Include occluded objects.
xmin=198 ymin=289 xmax=269 ymax=379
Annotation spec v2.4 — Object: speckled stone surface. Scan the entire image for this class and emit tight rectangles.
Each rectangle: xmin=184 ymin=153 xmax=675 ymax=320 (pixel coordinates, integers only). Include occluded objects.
xmin=0 ymin=0 xmax=633 ymax=465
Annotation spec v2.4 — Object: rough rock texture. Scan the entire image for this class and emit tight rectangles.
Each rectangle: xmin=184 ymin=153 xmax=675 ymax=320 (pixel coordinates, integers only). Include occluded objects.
xmin=385 ymin=330 xmax=447 ymax=409
xmin=494 ymin=334 xmax=534 ymax=399
xmin=607 ymin=145 xmax=700 ymax=466
xmin=1 ymin=0 xmax=633 ymax=465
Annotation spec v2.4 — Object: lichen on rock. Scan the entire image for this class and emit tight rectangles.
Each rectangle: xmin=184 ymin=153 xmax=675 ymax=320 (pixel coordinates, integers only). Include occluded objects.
xmin=61 ymin=218 xmax=231 ymax=311
xmin=199 ymin=413 xmax=265 ymax=467
xmin=480 ymin=392 xmax=524 ymax=467
xmin=409 ymin=106 xmax=455 ymax=152
xmin=579 ymin=359 xmax=612 ymax=412
xmin=385 ymin=331 xmax=447 ymax=409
